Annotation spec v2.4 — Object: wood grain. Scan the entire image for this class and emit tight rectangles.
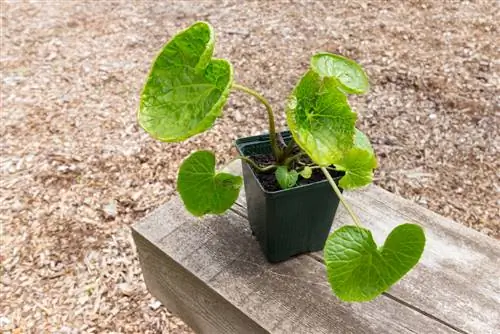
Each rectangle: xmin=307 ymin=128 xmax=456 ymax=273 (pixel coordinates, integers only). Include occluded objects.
xmin=323 ymin=186 xmax=500 ymax=334
xmin=134 ymin=197 xmax=456 ymax=333
xmin=228 ymin=161 xmax=500 ymax=334
xmin=132 ymin=161 xmax=499 ymax=333
xmin=133 ymin=201 xmax=267 ymax=334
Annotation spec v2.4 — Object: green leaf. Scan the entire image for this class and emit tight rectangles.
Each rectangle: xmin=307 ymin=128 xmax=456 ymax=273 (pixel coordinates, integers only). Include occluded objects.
xmin=335 ymin=148 xmax=377 ymax=189
xmin=299 ymin=166 xmax=313 ymax=179
xmin=286 ymin=70 xmax=357 ymax=166
xmin=353 ymin=128 xmax=374 ymax=153
xmin=275 ymin=166 xmax=299 ymax=189
xmin=324 ymin=224 xmax=425 ymax=302
xmin=311 ymin=52 xmax=369 ymax=94
xmin=177 ymin=150 xmax=242 ymax=216
xmin=334 ymin=128 xmax=377 ymax=189
xmin=138 ymin=22 xmax=233 ymax=142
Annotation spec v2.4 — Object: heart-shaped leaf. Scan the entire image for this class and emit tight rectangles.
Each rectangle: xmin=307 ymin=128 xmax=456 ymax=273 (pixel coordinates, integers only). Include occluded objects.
xmin=324 ymin=223 xmax=425 ymax=302
xmin=177 ymin=150 xmax=242 ymax=216
xmin=311 ymin=52 xmax=369 ymax=94
xmin=138 ymin=22 xmax=233 ymax=142
xmin=335 ymin=129 xmax=377 ymax=189
xmin=275 ymin=166 xmax=299 ymax=189
xmin=286 ymin=70 xmax=357 ymax=166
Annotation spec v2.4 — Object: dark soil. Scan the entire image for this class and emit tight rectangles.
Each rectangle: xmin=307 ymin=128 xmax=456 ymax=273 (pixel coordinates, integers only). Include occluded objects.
xmin=248 ymin=145 xmax=344 ymax=192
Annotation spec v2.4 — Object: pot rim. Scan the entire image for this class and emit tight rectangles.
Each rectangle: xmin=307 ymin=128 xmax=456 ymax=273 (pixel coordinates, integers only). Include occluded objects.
xmin=235 ymin=131 xmax=343 ymax=196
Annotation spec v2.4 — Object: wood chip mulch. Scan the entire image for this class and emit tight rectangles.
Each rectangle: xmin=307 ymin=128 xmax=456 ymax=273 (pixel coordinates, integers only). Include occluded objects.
xmin=1 ymin=1 xmax=498 ymax=333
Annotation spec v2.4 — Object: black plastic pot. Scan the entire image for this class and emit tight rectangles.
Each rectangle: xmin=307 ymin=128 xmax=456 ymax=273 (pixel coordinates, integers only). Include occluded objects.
xmin=235 ymin=131 xmax=343 ymax=263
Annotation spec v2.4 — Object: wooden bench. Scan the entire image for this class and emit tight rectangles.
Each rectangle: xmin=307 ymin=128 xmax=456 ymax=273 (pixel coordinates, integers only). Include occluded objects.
xmin=132 ymin=161 xmax=500 ymax=334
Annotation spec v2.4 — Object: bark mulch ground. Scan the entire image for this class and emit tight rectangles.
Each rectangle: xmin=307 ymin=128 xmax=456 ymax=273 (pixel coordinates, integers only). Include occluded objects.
xmin=1 ymin=1 xmax=498 ymax=332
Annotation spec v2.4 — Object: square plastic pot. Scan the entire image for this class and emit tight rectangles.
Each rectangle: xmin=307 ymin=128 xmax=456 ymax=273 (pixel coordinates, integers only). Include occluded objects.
xmin=235 ymin=131 xmax=342 ymax=263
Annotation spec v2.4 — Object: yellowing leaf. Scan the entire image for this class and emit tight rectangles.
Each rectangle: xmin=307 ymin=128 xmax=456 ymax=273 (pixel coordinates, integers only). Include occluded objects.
xmin=335 ymin=128 xmax=377 ymax=189
xmin=353 ymin=128 xmax=374 ymax=153
xmin=138 ymin=22 xmax=233 ymax=142
xmin=286 ymin=70 xmax=357 ymax=166
xmin=335 ymin=148 xmax=377 ymax=189
xmin=311 ymin=52 xmax=369 ymax=94
xmin=299 ymin=166 xmax=313 ymax=179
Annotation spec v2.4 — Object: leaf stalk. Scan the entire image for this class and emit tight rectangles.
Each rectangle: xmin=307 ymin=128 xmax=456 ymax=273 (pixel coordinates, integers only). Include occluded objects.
xmin=282 ymin=137 xmax=297 ymax=157
xmin=224 ymin=156 xmax=277 ymax=173
xmin=283 ymin=152 xmax=305 ymax=166
xmin=320 ymin=167 xmax=362 ymax=227
xmin=232 ymin=83 xmax=282 ymax=161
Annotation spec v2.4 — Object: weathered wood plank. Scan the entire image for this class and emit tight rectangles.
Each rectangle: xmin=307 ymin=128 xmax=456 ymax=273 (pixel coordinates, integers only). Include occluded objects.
xmin=133 ymin=196 xmax=457 ymax=333
xmin=227 ymin=161 xmax=500 ymax=334
xmin=327 ymin=186 xmax=500 ymax=334
xmin=133 ymin=201 xmax=267 ymax=334
xmin=208 ymin=238 xmax=454 ymax=334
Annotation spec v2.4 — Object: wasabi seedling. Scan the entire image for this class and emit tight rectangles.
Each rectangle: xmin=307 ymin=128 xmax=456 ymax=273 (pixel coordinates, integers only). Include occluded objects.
xmin=137 ymin=22 xmax=425 ymax=302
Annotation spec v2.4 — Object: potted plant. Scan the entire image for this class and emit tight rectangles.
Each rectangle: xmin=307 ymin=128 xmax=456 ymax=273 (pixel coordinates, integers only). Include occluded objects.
xmin=137 ymin=21 xmax=425 ymax=302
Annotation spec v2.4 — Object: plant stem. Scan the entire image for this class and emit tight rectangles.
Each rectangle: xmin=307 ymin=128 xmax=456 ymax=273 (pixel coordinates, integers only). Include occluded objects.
xmin=283 ymin=152 xmax=305 ymax=166
xmin=224 ymin=156 xmax=277 ymax=173
xmin=232 ymin=83 xmax=282 ymax=161
xmin=282 ymin=137 xmax=297 ymax=159
xmin=320 ymin=167 xmax=362 ymax=227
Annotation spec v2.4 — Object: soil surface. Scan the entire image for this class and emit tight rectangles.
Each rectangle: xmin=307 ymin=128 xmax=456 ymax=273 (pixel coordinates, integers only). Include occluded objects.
xmin=1 ymin=1 xmax=498 ymax=333
xmin=249 ymin=143 xmax=344 ymax=192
